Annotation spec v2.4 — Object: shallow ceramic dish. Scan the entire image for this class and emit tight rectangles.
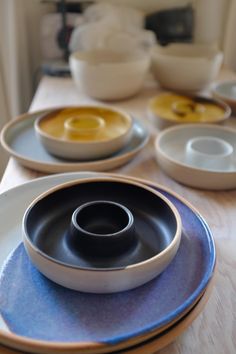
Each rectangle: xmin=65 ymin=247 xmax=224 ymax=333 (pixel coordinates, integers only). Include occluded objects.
xmin=155 ymin=124 xmax=236 ymax=190
xmin=151 ymin=43 xmax=223 ymax=91
xmin=0 ymin=172 xmax=215 ymax=354
xmin=148 ymin=93 xmax=230 ymax=130
xmin=0 ymin=110 xmax=149 ymax=173
xmin=69 ymin=49 xmax=150 ymax=100
xmin=34 ymin=106 xmax=133 ymax=160
xmin=212 ymin=81 xmax=236 ymax=114
xmin=23 ymin=177 xmax=182 ymax=293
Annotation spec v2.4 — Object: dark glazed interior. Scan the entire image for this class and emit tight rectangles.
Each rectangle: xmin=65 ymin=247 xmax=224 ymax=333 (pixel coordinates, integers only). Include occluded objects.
xmin=69 ymin=201 xmax=136 ymax=257
xmin=24 ymin=180 xmax=178 ymax=269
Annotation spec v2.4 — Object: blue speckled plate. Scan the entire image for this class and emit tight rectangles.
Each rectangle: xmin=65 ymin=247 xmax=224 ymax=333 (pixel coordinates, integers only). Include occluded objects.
xmin=0 ymin=172 xmax=216 ymax=353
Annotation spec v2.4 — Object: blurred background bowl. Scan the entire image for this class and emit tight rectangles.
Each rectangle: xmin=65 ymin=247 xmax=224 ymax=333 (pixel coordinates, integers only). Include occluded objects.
xmin=69 ymin=49 xmax=150 ymax=100
xmin=148 ymin=93 xmax=230 ymax=130
xmin=151 ymin=44 xmax=223 ymax=91
xmin=212 ymin=81 xmax=236 ymax=114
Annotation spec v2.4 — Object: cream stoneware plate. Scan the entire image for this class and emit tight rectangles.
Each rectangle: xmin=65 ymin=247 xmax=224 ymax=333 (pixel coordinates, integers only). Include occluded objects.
xmin=155 ymin=124 xmax=236 ymax=190
xmin=0 ymin=172 xmax=215 ymax=354
xmin=0 ymin=109 xmax=149 ymax=173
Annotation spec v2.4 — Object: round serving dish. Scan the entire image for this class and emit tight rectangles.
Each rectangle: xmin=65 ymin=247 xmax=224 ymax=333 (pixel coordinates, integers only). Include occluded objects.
xmin=0 ymin=110 xmax=149 ymax=173
xmin=151 ymin=43 xmax=223 ymax=91
xmin=155 ymin=124 xmax=236 ymax=190
xmin=34 ymin=106 xmax=133 ymax=160
xmin=69 ymin=49 xmax=150 ymax=100
xmin=23 ymin=177 xmax=182 ymax=293
xmin=0 ymin=172 xmax=216 ymax=354
xmin=148 ymin=93 xmax=231 ymax=130
xmin=212 ymin=80 xmax=236 ymax=114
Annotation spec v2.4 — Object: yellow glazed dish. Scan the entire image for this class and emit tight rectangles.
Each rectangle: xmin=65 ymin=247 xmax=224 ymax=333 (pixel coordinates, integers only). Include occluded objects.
xmin=35 ymin=106 xmax=133 ymax=160
xmin=148 ymin=93 xmax=231 ymax=130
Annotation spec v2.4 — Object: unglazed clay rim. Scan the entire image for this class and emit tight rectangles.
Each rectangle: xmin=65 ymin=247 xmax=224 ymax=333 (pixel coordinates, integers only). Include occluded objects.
xmin=23 ymin=176 xmax=182 ymax=271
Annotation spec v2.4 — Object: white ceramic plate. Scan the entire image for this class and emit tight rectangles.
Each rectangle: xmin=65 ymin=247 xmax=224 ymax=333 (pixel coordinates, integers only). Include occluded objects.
xmin=155 ymin=124 xmax=236 ymax=190
xmin=0 ymin=110 xmax=149 ymax=173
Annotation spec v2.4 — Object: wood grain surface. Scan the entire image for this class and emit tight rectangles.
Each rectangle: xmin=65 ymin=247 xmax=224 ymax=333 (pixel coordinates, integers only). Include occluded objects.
xmin=0 ymin=69 xmax=236 ymax=354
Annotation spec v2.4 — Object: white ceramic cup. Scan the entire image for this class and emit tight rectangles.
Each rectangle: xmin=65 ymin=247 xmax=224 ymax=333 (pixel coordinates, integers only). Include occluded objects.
xmin=186 ymin=136 xmax=233 ymax=170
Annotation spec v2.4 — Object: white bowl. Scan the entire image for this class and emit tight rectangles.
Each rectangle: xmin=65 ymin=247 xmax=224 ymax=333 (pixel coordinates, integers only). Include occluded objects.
xmin=155 ymin=124 xmax=236 ymax=190
xmin=23 ymin=177 xmax=182 ymax=293
xmin=151 ymin=44 xmax=223 ymax=91
xmin=34 ymin=106 xmax=133 ymax=160
xmin=69 ymin=49 xmax=150 ymax=100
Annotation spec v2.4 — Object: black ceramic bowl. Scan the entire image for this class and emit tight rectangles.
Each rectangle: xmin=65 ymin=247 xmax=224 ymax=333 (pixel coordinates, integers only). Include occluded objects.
xmin=23 ymin=177 xmax=182 ymax=293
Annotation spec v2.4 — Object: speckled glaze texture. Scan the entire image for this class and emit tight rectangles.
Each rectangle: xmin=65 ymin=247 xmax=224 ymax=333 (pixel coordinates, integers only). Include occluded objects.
xmin=0 ymin=189 xmax=215 ymax=344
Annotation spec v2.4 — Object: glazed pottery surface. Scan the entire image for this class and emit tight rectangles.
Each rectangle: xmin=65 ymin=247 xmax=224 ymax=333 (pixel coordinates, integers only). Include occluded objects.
xmin=23 ymin=177 xmax=181 ymax=292
xmin=35 ymin=106 xmax=133 ymax=160
xmin=0 ymin=172 xmax=215 ymax=354
xmin=0 ymin=110 xmax=149 ymax=173
xmin=148 ymin=93 xmax=230 ymax=130
xmin=155 ymin=124 xmax=236 ymax=190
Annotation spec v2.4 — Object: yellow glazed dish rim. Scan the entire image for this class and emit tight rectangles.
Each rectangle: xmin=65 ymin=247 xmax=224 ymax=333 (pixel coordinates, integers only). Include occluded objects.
xmin=148 ymin=92 xmax=231 ymax=124
xmin=34 ymin=105 xmax=133 ymax=145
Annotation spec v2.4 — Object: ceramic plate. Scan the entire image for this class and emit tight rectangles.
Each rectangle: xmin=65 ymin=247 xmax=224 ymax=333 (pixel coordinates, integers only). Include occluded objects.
xmin=0 ymin=172 xmax=215 ymax=353
xmin=117 ymin=277 xmax=214 ymax=354
xmin=155 ymin=124 xmax=236 ymax=190
xmin=0 ymin=110 xmax=149 ymax=173
xmin=212 ymin=81 xmax=236 ymax=113
xmin=148 ymin=93 xmax=230 ymax=130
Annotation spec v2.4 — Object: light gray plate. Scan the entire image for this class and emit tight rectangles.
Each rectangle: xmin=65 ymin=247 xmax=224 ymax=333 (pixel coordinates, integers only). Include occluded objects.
xmin=1 ymin=110 xmax=149 ymax=173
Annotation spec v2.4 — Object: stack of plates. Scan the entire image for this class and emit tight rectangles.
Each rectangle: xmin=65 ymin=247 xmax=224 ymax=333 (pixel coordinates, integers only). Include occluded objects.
xmin=0 ymin=172 xmax=216 ymax=353
xmin=0 ymin=107 xmax=149 ymax=173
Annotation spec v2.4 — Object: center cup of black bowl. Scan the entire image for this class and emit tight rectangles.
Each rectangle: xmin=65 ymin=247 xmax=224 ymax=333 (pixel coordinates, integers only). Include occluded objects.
xmin=68 ymin=201 xmax=136 ymax=257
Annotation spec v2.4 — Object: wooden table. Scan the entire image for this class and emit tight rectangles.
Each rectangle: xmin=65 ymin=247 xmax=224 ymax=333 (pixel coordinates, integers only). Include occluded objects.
xmin=1 ymin=69 xmax=236 ymax=354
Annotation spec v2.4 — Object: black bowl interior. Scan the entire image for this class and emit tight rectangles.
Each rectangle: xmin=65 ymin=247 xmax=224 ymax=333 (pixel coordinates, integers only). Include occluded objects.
xmin=24 ymin=180 xmax=178 ymax=269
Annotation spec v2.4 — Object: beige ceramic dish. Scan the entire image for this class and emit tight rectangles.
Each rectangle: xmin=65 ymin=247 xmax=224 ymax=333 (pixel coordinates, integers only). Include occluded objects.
xmin=148 ymin=93 xmax=231 ymax=130
xmin=69 ymin=49 xmax=150 ymax=100
xmin=34 ymin=106 xmax=133 ymax=160
xmin=154 ymin=124 xmax=236 ymax=190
